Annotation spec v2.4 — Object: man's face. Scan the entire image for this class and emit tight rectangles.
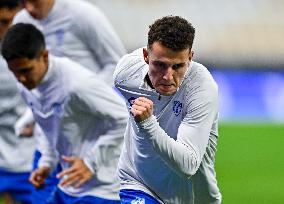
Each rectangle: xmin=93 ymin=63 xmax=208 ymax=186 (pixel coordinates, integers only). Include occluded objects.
xmin=21 ymin=0 xmax=54 ymax=19
xmin=7 ymin=50 xmax=49 ymax=90
xmin=0 ymin=7 xmax=20 ymax=40
xmin=143 ymin=42 xmax=193 ymax=96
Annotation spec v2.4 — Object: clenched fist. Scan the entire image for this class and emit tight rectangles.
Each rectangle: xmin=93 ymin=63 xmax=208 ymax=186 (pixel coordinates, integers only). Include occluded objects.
xmin=29 ymin=166 xmax=51 ymax=189
xmin=131 ymin=97 xmax=153 ymax=122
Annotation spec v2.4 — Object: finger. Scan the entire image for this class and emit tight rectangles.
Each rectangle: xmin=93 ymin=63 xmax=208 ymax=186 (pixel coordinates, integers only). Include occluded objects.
xmin=132 ymin=104 xmax=147 ymax=112
xmin=134 ymin=98 xmax=148 ymax=106
xmin=19 ymin=126 xmax=34 ymax=137
xmin=136 ymin=97 xmax=153 ymax=105
xmin=61 ymin=155 xmax=76 ymax=163
xmin=30 ymin=179 xmax=41 ymax=188
xmin=29 ymin=173 xmax=38 ymax=186
xmin=35 ymin=179 xmax=45 ymax=189
xmin=130 ymin=107 xmax=144 ymax=116
xmin=74 ymin=177 xmax=89 ymax=188
xmin=131 ymin=110 xmax=146 ymax=122
xmin=56 ymin=167 xmax=76 ymax=179
xmin=38 ymin=169 xmax=50 ymax=178
xmin=133 ymin=100 xmax=152 ymax=111
xmin=30 ymin=171 xmax=43 ymax=182
xmin=29 ymin=173 xmax=44 ymax=188
xmin=131 ymin=104 xmax=152 ymax=117
xmin=60 ymin=174 xmax=80 ymax=187
xmin=132 ymin=101 xmax=151 ymax=109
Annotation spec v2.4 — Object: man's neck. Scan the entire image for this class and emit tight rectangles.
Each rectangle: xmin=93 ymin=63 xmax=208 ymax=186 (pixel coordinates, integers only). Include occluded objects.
xmin=42 ymin=0 xmax=55 ymax=19
xmin=145 ymin=73 xmax=154 ymax=89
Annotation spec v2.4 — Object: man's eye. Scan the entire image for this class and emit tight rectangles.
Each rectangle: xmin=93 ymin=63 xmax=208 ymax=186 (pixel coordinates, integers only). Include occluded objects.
xmin=154 ymin=62 xmax=166 ymax=68
xmin=0 ymin=18 xmax=10 ymax=25
xmin=172 ymin=64 xmax=183 ymax=70
xmin=19 ymin=69 xmax=30 ymax=74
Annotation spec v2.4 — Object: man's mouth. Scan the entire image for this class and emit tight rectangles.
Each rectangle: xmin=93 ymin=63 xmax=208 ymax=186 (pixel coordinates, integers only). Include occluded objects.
xmin=159 ymin=84 xmax=173 ymax=90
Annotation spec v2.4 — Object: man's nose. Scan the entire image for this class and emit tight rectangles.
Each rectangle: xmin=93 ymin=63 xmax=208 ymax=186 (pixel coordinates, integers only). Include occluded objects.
xmin=162 ymin=67 xmax=174 ymax=80
xmin=25 ymin=2 xmax=36 ymax=14
xmin=17 ymin=74 xmax=27 ymax=84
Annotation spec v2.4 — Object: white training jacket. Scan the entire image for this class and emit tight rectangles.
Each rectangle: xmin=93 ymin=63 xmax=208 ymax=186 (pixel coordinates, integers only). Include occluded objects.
xmin=0 ymin=51 xmax=35 ymax=173
xmin=114 ymin=48 xmax=221 ymax=204
xmin=18 ymin=55 xmax=128 ymax=200
xmin=13 ymin=0 xmax=126 ymax=86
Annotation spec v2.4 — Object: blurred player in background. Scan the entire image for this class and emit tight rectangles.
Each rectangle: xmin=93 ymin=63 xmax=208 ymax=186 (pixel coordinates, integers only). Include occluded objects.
xmin=13 ymin=0 xmax=126 ymax=203
xmin=15 ymin=0 xmax=126 ymax=85
xmin=114 ymin=16 xmax=221 ymax=204
xmin=1 ymin=23 xmax=128 ymax=204
xmin=0 ymin=0 xmax=35 ymax=203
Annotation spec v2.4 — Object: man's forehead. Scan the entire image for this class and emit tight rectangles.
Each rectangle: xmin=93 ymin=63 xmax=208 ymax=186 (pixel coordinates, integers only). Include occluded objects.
xmin=150 ymin=52 xmax=189 ymax=65
xmin=149 ymin=44 xmax=190 ymax=59
xmin=8 ymin=58 xmax=34 ymax=68
xmin=21 ymin=0 xmax=39 ymax=3
xmin=0 ymin=7 xmax=18 ymax=17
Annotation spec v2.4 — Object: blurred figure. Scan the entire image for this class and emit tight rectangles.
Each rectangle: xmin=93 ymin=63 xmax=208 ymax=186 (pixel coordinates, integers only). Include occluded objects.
xmin=114 ymin=16 xmax=221 ymax=204
xmin=15 ymin=0 xmax=126 ymax=85
xmin=13 ymin=0 xmax=126 ymax=203
xmin=2 ymin=23 xmax=128 ymax=204
xmin=0 ymin=0 xmax=35 ymax=203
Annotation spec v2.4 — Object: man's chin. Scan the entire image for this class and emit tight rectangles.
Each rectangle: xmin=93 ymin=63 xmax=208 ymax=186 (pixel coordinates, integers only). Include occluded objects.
xmin=30 ymin=13 xmax=42 ymax=20
xmin=157 ymin=89 xmax=176 ymax=96
xmin=23 ymin=83 xmax=35 ymax=90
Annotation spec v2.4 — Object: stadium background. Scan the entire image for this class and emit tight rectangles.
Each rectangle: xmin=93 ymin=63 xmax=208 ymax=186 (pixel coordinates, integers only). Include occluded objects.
xmin=1 ymin=0 xmax=284 ymax=203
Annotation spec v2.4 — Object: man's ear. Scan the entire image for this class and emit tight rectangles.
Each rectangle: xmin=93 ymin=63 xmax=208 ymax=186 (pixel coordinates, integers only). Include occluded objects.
xmin=189 ymin=50 xmax=194 ymax=61
xmin=143 ymin=48 xmax=149 ymax=64
xmin=42 ymin=49 xmax=49 ymax=64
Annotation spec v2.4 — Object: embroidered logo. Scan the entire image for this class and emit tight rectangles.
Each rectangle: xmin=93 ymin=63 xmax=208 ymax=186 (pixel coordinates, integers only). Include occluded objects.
xmin=173 ymin=100 xmax=183 ymax=116
xmin=29 ymin=102 xmax=34 ymax=112
xmin=55 ymin=29 xmax=65 ymax=46
xmin=128 ymin=97 xmax=136 ymax=108
xmin=131 ymin=198 xmax=145 ymax=204
xmin=52 ymin=103 xmax=62 ymax=114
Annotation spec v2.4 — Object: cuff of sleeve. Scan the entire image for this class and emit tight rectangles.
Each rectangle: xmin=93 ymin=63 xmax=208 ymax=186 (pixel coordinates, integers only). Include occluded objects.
xmin=38 ymin=159 xmax=55 ymax=172
xmin=14 ymin=108 xmax=34 ymax=136
xmin=83 ymin=157 xmax=97 ymax=174
xmin=137 ymin=115 xmax=157 ymax=129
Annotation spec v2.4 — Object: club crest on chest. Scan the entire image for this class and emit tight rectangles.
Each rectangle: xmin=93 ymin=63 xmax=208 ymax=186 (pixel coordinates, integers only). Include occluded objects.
xmin=173 ymin=100 xmax=183 ymax=116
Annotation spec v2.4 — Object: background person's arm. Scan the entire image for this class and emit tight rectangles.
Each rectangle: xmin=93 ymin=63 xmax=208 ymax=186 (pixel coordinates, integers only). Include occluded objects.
xmin=75 ymin=3 xmax=126 ymax=85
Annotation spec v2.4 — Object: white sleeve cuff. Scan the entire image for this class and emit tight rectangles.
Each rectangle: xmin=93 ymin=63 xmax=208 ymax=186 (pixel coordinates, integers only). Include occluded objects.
xmin=136 ymin=115 xmax=157 ymax=131
xmin=14 ymin=108 xmax=34 ymax=136
xmin=83 ymin=157 xmax=97 ymax=174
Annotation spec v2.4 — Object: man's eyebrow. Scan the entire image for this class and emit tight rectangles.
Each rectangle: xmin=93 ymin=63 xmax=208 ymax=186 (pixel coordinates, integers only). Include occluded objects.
xmin=17 ymin=66 xmax=32 ymax=71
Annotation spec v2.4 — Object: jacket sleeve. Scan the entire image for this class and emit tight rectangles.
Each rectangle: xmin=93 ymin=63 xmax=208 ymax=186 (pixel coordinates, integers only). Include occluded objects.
xmin=83 ymin=128 xmax=125 ymax=181
xmin=113 ymin=48 xmax=146 ymax=88
xmin=75 ymin=4 xmax=126 ymax=86
xmin=70 ymin=77 xmax=128 ymax=176
xmin=14 ymin=108 xmax=34 ymax=136
xmin=35 ymin=124 xmax=59 ymax=171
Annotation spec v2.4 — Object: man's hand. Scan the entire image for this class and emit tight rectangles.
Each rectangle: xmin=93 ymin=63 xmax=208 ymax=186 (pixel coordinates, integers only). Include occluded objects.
xmin=56 ymin=156 xmax=94 ymax=188
xmin=131 ymin=97 xmax=153 ymax=122
xmin=19 ymin=123 xmax=34 ymax=137
xmin=29 ymin=166 xmax=51 ymax=189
